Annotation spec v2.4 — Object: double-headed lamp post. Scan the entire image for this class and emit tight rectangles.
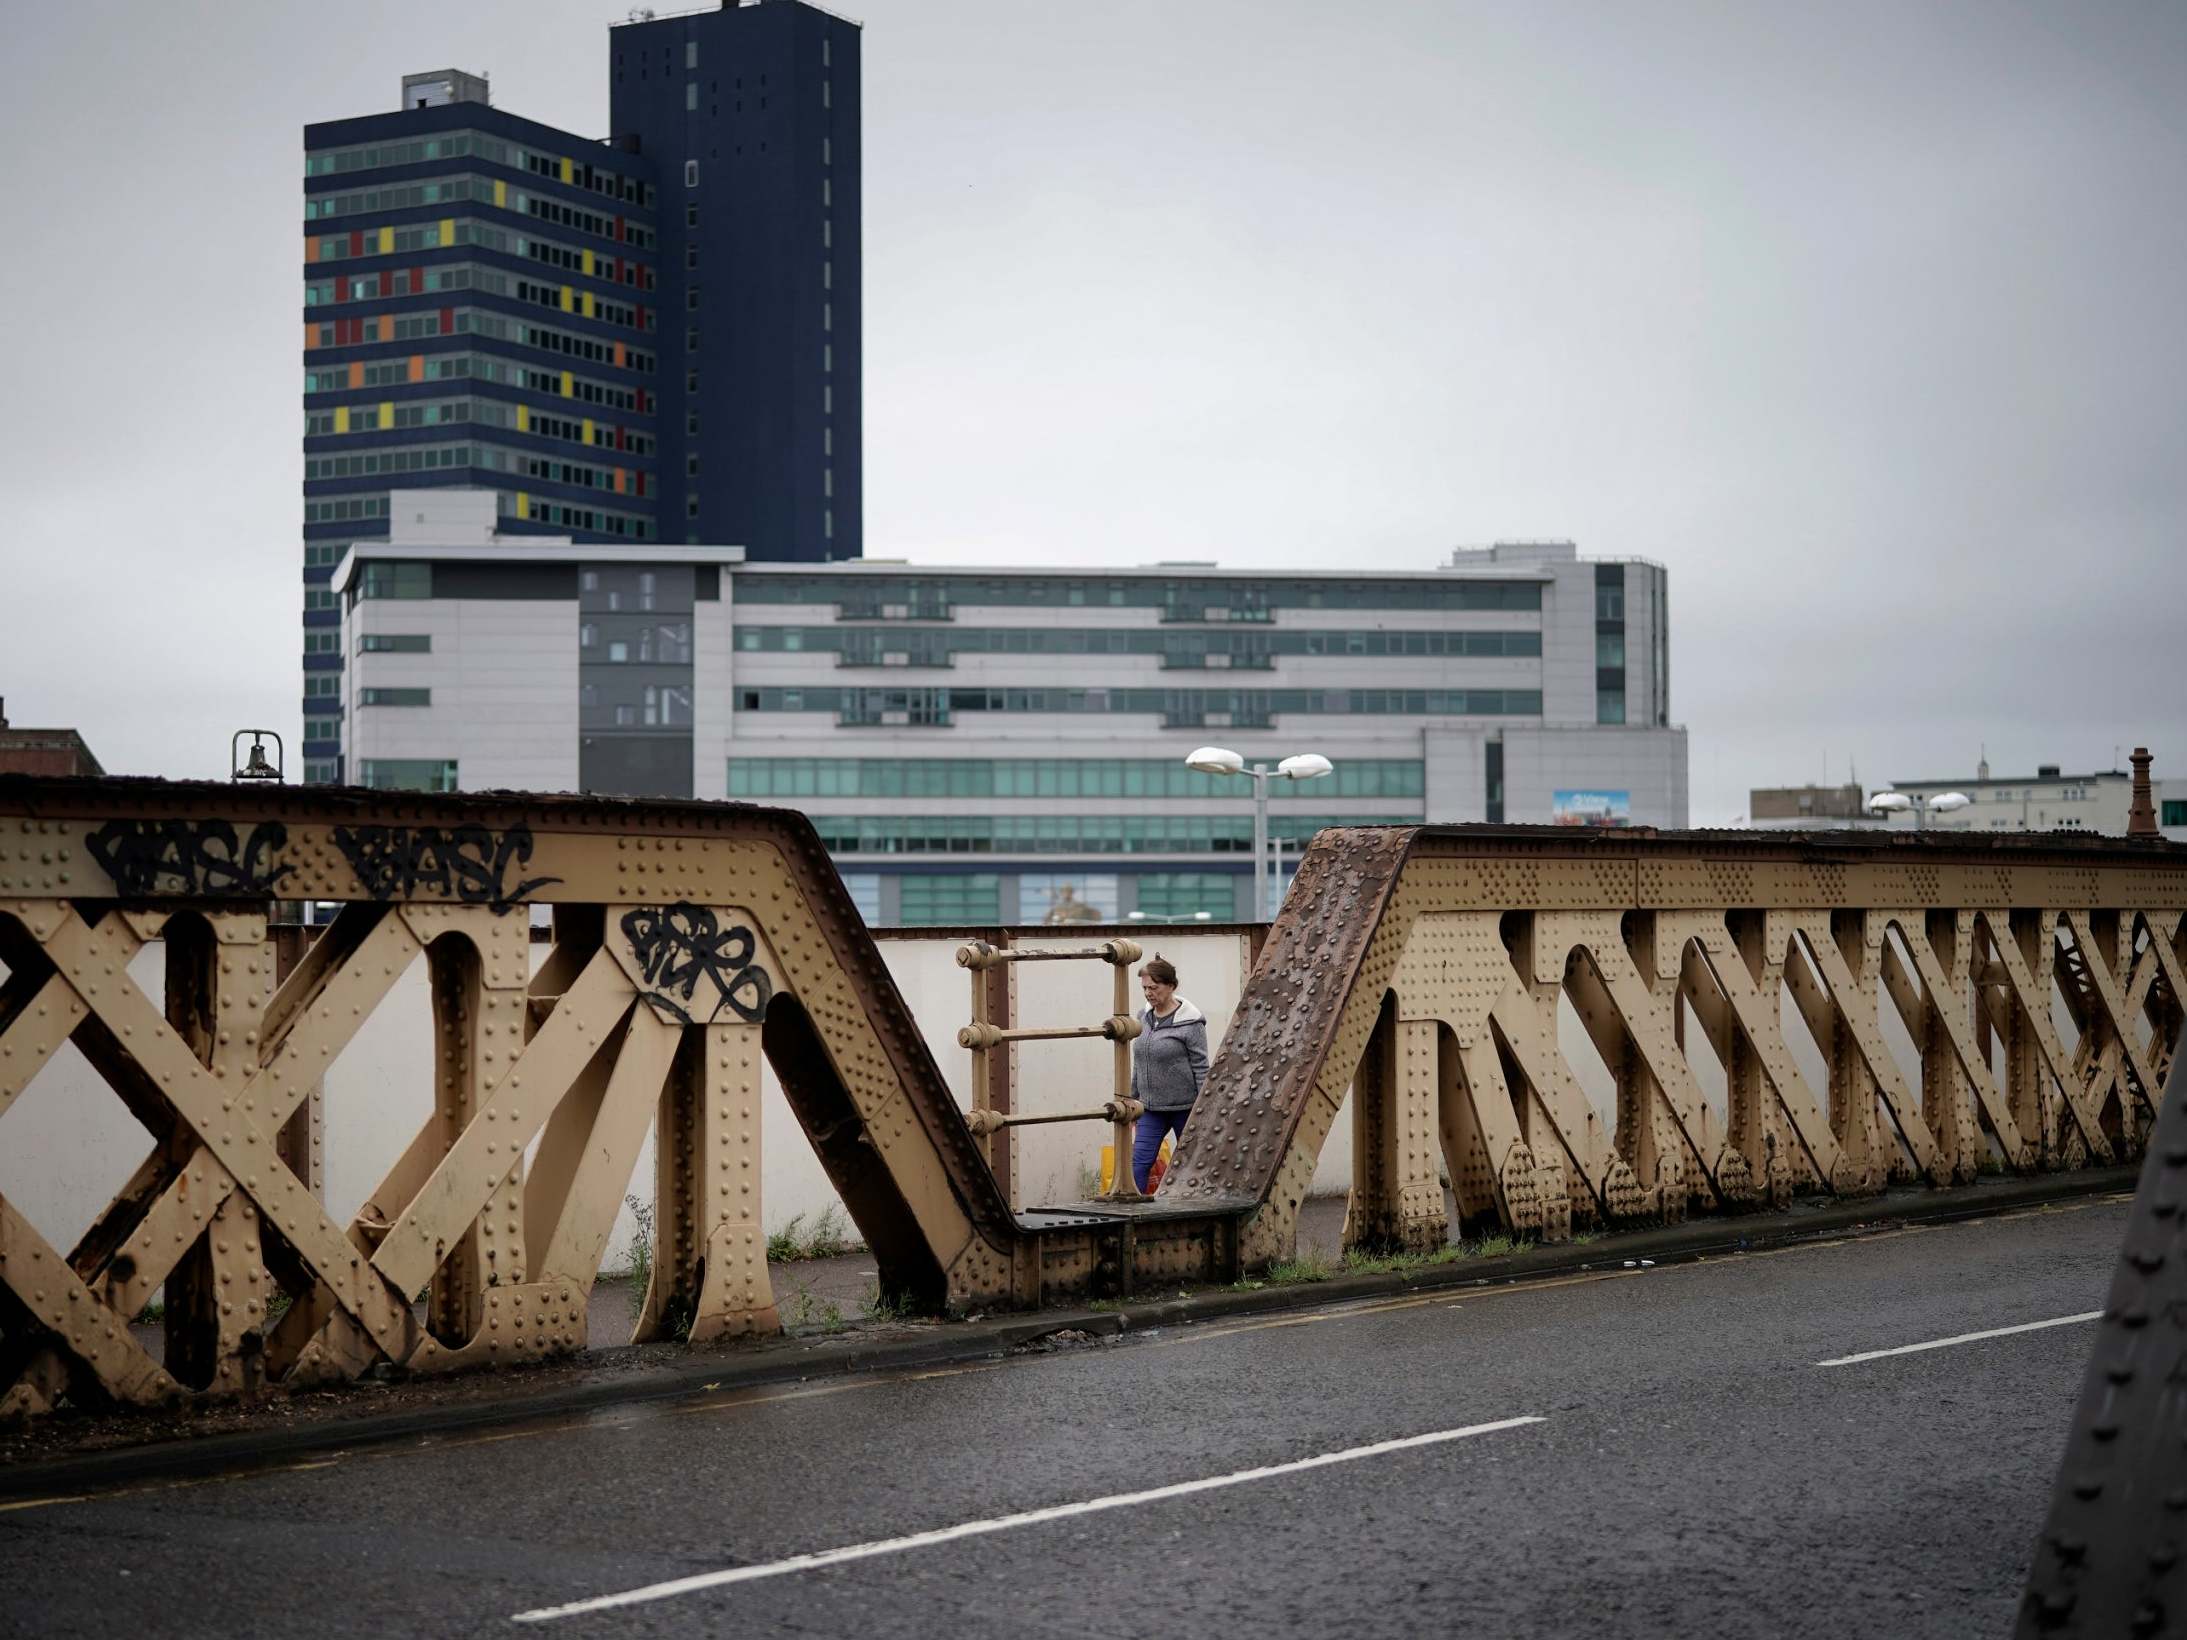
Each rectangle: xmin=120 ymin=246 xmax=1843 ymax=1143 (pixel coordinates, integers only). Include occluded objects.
xmin=1867 ymin=788 xmax=1971 ymax=830
xmin=1185 ymin=747 xmax=1335 ymax=919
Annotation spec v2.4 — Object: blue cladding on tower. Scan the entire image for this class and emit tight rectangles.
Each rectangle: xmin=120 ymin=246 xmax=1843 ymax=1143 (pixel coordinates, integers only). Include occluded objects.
xmin=610 ymin=1 xmax=862 ymax=563
xmin=299 ymin=5 xmax=861 ymax=783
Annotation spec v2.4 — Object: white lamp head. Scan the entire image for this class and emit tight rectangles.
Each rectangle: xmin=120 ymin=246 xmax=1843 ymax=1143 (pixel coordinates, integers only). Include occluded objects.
xmin=1185 ymin=746 xmax=1245 ymax=777
xmin=1928 ymin=792 xmax=1972 ymax=813
xmin=1276 ymin=752 xmax=1334 ymax=781
xmin=1867 ymin=791 xmax=1912 ymax=814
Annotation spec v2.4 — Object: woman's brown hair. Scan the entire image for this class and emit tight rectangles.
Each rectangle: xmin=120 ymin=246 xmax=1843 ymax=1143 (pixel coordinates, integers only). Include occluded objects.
xmin=1141 ymin=956 xmax=1179 ymax=987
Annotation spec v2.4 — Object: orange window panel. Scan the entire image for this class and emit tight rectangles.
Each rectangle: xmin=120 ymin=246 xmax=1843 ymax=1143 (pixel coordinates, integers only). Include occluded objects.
xmin=348 ymin=361 xmax=364 ymax=390
xmin=613 ymin=341 xmax=626 ymax=368
xmin=408 ymin=354 xmax=425 ymax=384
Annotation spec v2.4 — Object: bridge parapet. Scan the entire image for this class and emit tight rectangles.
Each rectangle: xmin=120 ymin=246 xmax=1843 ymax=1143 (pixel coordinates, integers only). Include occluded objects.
xmin=0 ymin=776 xmax=2179 ymax=1416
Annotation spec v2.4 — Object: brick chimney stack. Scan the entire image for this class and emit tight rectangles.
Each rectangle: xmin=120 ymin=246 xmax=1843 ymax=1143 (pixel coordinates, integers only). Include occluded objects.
xmin=2127 ymin=747 xmax=2158 ymax=838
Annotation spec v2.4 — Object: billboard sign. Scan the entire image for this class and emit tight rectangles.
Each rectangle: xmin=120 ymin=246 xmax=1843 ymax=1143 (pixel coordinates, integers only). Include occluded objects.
xmin=1552 ymin=789 xmax=1631 ymax=828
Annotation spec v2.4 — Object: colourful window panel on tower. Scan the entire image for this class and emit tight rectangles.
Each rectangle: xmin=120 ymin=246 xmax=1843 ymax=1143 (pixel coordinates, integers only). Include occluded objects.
xmin=304 ymin=237 xmax=319 ymax=265
xmin=561 ymin=370 xmax=574 ymax=397
xmin=560 ymin=285 xmax=573 ymax=313
xmin=560 ymin=157 xmax=573 ymax=184
xmin=515 ymin=404 xmax=530 ymax=433
xmin=333 ymin=405 xmax=350 ymax=433
xmin=493 ymin=180 xmax=507 ymax=209
xmin=348 ymin=361 xmax=364 ymax=389
xmin=516 ymin=492 xmax=530 ymax=520
xmin=379 ymin=402 xmax=394 ymax=430
xmin=378 ymin=226 xmax=393 ymax=255
xmin=408 ymin=354 xmax=424 ymax=384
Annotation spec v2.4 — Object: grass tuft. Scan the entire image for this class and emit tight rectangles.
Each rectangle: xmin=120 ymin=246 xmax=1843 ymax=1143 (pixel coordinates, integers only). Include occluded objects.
xmin=1265 ymin=1251 xmax=1334 ymax=1284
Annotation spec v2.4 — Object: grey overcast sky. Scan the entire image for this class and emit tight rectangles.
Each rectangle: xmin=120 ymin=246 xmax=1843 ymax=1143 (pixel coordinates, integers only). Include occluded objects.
xmin=1 ymin=0 xmax=2181 ymax=819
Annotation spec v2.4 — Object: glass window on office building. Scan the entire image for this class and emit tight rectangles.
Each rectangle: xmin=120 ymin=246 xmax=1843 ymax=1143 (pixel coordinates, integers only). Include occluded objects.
xmin=1018 ymin=873 xmax=1119 ymax=926
xmin=839 ymin=873 xmax=882 ymax=925
xmin=1134 ymin=872 xmax=1235 ymax=921
xmin=898 ymin=873 xmax=1000 ymax=927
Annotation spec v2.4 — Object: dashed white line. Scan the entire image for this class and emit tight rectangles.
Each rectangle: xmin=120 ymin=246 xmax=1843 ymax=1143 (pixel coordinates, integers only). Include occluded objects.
xmin=1815 ymin=1311 xmax=2102 ymax=1368
xmin=509 ymin=1414 xmax=1546 ymax=1623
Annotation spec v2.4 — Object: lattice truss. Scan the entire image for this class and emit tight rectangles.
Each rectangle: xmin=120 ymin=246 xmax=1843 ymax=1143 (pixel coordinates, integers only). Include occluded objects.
xmin=0 ymin=898 xmax=798 ymax=1415
xmin=6 ymin=784 xmax=2186 ymax=1417
xmin=1204 ymin=847 xmax=2187 ymax=1262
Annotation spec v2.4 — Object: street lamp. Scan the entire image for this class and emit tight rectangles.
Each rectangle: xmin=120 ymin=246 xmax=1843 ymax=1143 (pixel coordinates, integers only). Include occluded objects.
xmin=1186 ymin=747 xmax=1335 ymax=919
xmin=1867 ymin=789 xmax=1971 ymax=830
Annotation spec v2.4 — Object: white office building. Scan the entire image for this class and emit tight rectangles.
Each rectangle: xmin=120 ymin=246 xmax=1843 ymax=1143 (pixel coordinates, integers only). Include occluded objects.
xmin=337 ymin=496 xmax=1686 ymax=922
xmin=1876 ymin=759 xmax=2187 ymax=842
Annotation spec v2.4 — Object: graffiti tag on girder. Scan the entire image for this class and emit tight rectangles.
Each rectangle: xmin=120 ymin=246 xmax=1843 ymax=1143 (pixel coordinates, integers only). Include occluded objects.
xmin=86 ymin=818 xmax=296 ymax=898
xmin=331 ymin=823 xmax=560 ymax=915
xmin=620 ymin=903 xmax=772 ymax=1025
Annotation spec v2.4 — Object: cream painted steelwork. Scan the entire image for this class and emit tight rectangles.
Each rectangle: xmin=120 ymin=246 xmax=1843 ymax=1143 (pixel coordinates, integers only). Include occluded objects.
xmin=0 ymin=776 xmax=2180 ymax=1417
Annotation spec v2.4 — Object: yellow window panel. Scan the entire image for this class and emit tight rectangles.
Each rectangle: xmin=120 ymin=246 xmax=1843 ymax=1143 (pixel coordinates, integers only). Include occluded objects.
xmin=333 ymin=406 xmax=350 ymax=434
xmin=560 ymin=157 xmax=573 ymax=184
xmin=582 ymin=418 xmax=595 ymax=445
xmin=439 ymin=217 xmax=455 ymax=248
xmin=379 ymin=402 xmax=394 ymax=430
xmin=493 ymin=179 xmax=507 ymax=209
xmin=582 ymin=292 xmax=596 ymax=319
xmin=378 ymin=226 xmax=393 ymax=255
xmin=516 ymin=491 xmax=530 ymax=520
xmin=561 ymin=370 xmax=574 ymax=397
xmin=515 ymin=404 xmax=530 ymax=433
xmin=582 ymin=249 xmax=595 ymax=277
xmin=561 ymin=285 xmax=574 ymax=313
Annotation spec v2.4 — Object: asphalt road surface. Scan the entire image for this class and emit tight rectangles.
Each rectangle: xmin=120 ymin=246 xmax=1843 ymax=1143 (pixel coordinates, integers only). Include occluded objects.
xmin=0 ymin=1197 xmax=2126 ymax=1639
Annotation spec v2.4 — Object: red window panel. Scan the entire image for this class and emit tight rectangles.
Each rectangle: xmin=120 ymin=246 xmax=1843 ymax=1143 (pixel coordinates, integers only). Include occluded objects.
xmin=614 ymin=215 xmax=625 ymax=243
xmin=635 ymin=471 xmax=647 ymax=498
xmin=414 ymin=266 xmax=426 ymax=299
xmin=440 ymin=306 xmax=455 ymax=337
xmin=333 ymin=274 xmax=350 ymax=302
xmin=350 ymin=230 xmax=364 ymax=257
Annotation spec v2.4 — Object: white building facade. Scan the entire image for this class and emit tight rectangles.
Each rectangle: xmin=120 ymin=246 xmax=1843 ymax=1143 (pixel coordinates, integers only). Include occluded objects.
xmin=339 ymin=505 xmax=1686 ymax=922
xmin=1880 ymin=762 xmax=2187 ymax=843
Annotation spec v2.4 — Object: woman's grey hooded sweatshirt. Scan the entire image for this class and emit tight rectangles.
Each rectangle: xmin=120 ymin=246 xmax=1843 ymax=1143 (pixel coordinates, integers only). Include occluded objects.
xmin=1131 ymin=997 xmax=1210 ymax=1113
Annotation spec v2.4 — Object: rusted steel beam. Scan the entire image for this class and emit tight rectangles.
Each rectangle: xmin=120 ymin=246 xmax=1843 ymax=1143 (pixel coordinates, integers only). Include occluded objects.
xmin=1 ymin=774 xmax=2184 ymax=1418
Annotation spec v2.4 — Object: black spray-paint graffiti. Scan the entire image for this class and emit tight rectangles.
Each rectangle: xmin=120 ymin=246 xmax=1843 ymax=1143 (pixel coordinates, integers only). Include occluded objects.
xmin=621 ymin=904 xmax=772 ymax=1025
xmin=331 ymin=824 xmax=561 ymax=915
xmin=85 ymin=819 xmax=296 ymax=898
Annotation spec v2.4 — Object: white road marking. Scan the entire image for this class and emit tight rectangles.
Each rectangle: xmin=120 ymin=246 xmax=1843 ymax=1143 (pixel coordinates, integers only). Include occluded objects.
xmin=509 ymin=1415 xmax=1546 ymax=1623
xmin=1815 ymin=1311 xmax=2103 ymax=1368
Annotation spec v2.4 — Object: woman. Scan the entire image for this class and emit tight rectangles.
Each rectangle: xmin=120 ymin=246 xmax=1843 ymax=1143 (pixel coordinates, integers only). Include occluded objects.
xmin=1128 ymin=956 xmax=1209 ymax=1193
